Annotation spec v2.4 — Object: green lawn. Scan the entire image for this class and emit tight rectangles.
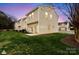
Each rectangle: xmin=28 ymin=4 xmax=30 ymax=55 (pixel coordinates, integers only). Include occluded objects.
xmin=0 ymin=31 xmax=79 ymax=55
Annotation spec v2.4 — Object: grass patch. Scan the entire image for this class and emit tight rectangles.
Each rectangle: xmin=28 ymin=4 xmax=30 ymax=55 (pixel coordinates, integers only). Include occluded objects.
xmin=0 ymin=31 xmax=78 ymax=55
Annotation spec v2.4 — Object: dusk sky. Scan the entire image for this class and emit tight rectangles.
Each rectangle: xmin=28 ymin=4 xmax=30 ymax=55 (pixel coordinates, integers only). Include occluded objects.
xmin=0 ymin=3 xmax=68 ymax=22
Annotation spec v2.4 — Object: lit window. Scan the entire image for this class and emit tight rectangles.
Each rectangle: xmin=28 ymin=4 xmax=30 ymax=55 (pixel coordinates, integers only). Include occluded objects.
xmin=32 ymin=13 xmax=34 ymax=15
xmin=29 ymin=14 xmax=31 ymax=17
xmin=50 ymin=14 xmax=52 ymax=18
xmin=45 ymin=12 xmax=48 ymax=16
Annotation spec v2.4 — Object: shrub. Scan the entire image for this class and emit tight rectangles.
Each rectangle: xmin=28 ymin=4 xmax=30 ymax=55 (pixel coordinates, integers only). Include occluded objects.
xmin=19 ymin=29 xmax=30 ymax=33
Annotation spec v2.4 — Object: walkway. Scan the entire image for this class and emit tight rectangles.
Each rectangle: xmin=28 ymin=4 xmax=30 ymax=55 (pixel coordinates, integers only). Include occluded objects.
xmin=25 ymin=34 xmax=39 ymax=36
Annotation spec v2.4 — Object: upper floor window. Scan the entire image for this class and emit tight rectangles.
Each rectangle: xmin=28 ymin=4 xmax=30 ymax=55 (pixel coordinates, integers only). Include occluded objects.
xmin=50 ymin=14 xmax=52 ymax=19
xmin=32 ymin=13 xmax=34 ymax=15
xmin=45 ymin=12 xmax=48 ymax=16
xmin=29 ymin=14 xmax=31 ymax=17
xmin=29 ymin=14 xmax=32 ymax=19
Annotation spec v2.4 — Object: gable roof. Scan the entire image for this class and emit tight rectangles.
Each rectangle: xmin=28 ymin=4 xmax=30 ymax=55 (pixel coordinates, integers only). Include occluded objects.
xmin=16 ymin=6 xmax=58 ymax=23
xmin=25 ymin=7 xmax=39 ymax=16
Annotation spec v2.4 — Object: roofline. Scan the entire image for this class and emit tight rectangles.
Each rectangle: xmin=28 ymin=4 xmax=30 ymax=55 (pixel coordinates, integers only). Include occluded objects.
xmin=25 ymin=7 xmax=39 ymax=16
xmin=25 ymin=6 xmax=57 ymax=17
xmin=17 ymin=6 xmax=59 ymax=22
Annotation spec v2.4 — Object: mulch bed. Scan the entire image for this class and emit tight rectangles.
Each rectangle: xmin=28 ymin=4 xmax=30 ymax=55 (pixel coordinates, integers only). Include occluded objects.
xmin=61 ymin=35 xmax=79 ymax=48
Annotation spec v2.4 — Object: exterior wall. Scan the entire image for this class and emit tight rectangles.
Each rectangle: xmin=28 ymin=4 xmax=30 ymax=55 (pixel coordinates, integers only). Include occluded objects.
xmin=14 ymin=21 xmax=21 ymax=31
xmin=14 ymin=22 xmax=18 ymax=30
xmin=27 ymin=22 xmax=38 ymax=33
xmin=14 ymin=18 xmax=26 ymax=31
xmin=38 ymin=6 xmax=58 ymax=34
xmin=66 ymin=22 xmax=70 ymax=31
xmin=20 ymin=19 xmax=25 ymax=30
xmin=25 ymin=8 xmax=39 ymax=33
xmin=26 ymin=10 xmax=38 ymax=24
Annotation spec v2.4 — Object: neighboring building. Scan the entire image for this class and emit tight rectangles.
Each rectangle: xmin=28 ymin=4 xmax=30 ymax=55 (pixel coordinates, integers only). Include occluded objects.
xmin=15 ymin=17 xmax=27 ymax=31
xmin=58 ymin=22 xmax=70 ymax=31
xmin=15 ymin=6 xmax=59 ymax=34
xmin=58 ymin=21 xmax=74 ymax=34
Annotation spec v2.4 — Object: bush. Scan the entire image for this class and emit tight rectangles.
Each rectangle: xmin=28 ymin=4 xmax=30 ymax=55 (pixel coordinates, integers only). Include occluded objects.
xmin=19 ymin=29 xmax=30 ymax=33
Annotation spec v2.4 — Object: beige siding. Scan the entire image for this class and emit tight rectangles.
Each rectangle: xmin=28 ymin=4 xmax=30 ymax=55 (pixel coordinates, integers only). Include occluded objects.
xmin=38 ymin=6 xmax=58 ymax=34
xmin=15 ymin=6 xmax=59 ymax=34
xmin=26 ymin=9 xmax=38 ymax=24
xmin=24 ymin=9 xmax=39 ymax=33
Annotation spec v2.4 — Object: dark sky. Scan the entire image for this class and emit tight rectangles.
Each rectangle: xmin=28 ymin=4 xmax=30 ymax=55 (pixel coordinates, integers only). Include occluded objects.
xmin=0 ymin=3 xmax=68 ymax=22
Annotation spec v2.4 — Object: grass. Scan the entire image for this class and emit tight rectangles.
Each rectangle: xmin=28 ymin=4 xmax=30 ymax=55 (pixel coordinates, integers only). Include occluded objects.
xmin=0 ymin=31 xmax=79 ymax=55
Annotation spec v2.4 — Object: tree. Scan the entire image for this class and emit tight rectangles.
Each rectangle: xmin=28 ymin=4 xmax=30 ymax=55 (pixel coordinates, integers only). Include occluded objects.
xmin=54 ymin=3 xmax=79 ymax=42
xmin=0 ymin=11 xmax=16 ymax=30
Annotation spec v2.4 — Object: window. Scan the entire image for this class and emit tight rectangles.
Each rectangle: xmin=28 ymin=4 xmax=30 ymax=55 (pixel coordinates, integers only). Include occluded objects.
xmin=18 ymin=26 xmax=21 ymax=29
xmin=58 ymin=23 xmax=62 ymax=26
xmin=45 ymin=12 xmax=48 ymax=16
xmin=32 ymin=13 xmax=34 ymax=15
xmin=29 ymin=14 xmax=31 ymax=17
xmin=29 ymin=14 xmax=32 ymax=19
xmin=50 ymin=14 xmax=52 ymax=18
